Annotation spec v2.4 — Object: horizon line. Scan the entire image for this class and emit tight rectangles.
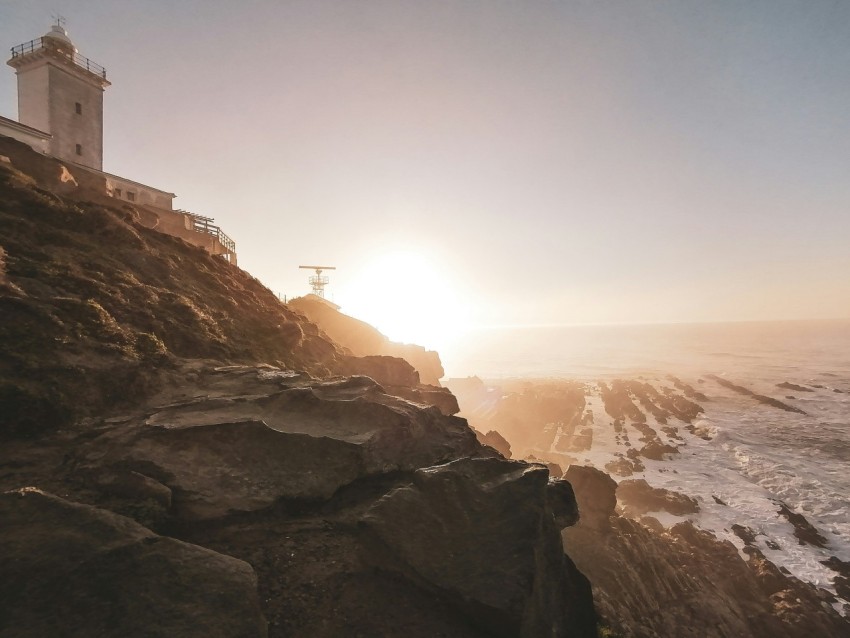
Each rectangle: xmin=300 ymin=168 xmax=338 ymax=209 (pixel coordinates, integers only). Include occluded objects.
xmin=471 ymin=316 xmax=850 ymax=331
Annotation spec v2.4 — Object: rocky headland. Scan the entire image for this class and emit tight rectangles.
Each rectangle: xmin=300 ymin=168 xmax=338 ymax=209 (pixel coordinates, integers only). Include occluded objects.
xmin=0 ymin=138 xmax=595 ymax=637
xmin=2 ymin=134 xmax=848 ymax=637
xmin=288 ymin=293 xmax=446 ymax=386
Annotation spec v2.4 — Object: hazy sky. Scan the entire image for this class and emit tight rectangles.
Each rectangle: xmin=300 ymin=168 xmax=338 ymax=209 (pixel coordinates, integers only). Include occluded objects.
xmin=2 ymin=0 xmax=849 ymax=347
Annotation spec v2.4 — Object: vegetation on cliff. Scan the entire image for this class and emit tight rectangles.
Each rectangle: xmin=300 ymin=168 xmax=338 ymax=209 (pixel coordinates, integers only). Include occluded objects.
xmin=0 ymin=143 xmax=344 ymax=437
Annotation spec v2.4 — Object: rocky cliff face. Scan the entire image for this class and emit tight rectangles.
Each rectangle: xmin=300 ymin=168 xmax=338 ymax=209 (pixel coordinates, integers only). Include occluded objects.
xmin=1 ymin=363 xmax=597 ymax=637
xmin=289 ymin=294 xmax=446 ymax=385
xmin=0 ymin=144 xmax=597 ymax=637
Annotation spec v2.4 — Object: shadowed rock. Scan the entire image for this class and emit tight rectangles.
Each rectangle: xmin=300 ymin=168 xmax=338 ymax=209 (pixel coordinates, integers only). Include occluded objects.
xmin=599 ymin=381 xmax=646 ymax=423
xmin=605 ymin=448 xmax=645 ymax=477
xmin=360 ymin=457 xmax=596 ymax=638
xmin=548 ymin=477 xmax=580 ymax=528
xmin=626 ymin=381 xmax=672 ymax=423
xmin=709 ymin=376 xmax=807 ymax=415
xmin=78 ymin=369 xmax=480 ymax=520
xmin=473 ymin=427 xmax=513 ymax=458
xmin=639 ymin=439 xmax=679 ymax=460
xmin=732 ymin=523 xmax=759 ymax=546
xmin=0 ymin=488 xmax=267 ymax=638
xmin=391 ymin=383 xmax=461 ymax=416
xmin=667 ymin=375 xmax=709 ymax=401
xmin=777 ymin=382 xmax=814 ymax=393
xmin=564 ymin=470 xmax=850 ymax=638
xmin=563 ymin=465 xmax=617 ymax=531
xmin=617 ymin=479 xmax=699 ymax=517
xmin=338 ymin=354 xmax=421 ymax=388
xmin=822 ymin=556 xmax=850 ymax=601
xmin=776 ymin=501 xmax=828 ymax=548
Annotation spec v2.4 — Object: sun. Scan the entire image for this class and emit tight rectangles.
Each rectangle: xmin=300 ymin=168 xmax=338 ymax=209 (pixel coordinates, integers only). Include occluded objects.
xmin=341 ymin=250 xmax=470 ymax=351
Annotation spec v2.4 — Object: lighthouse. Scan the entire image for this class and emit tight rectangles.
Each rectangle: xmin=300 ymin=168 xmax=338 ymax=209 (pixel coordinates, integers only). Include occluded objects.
xmin=1 ymin=22 xmax=237 ymax=265
xmin=7 ymin=21 xmax=110 ymax=170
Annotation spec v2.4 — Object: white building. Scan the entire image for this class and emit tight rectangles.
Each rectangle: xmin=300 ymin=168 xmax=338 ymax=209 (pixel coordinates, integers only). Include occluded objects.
xmin=1 ymin=23 xmax=237 ymax=264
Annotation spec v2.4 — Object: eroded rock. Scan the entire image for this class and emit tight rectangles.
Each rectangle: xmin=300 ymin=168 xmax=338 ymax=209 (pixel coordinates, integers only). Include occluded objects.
xmin=0 ymin=488 xmax=267 ymax=638
xmin=564 ymin=473 xmax=850 ymax=638
xmin=617 ymin=478 xmax=699 ymax=518
xmin=360 ymin=457 xmax=596 ymax=638
xmin=473 ymin=427 xmax=513 ymax=458
xmin=563 ymin=465 xmax=617 ymax=531
xmin=78 ymin=370 xmax=480 ymax=520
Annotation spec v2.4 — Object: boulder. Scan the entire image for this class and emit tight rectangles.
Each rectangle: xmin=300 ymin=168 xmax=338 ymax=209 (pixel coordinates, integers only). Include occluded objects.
xmin=360 ymin=457 xmax=596 ymax=638
xmin=473 ymin=427 xmax=513 ymax=458
xmin=776 ymin=501 xmax=828 ymax=548
xmin=639 ymin=440 xmax=679 ymax=460
xmin=338 ymin=354 xmax=420 ymax=387
xmin=547 ymin=478 xmax=580 ymax=528
xmin=777 ymin=382 xmax=814 ymax=393
xmin=390 ymin=383 xmax=461 ymax=416
xmin=0 ymin=488 xmax=267 ymax=638
xmin=563 ymin=465 xmax=617 ymax=530
xmin=617 ymin=478 xmax=700 ymax=517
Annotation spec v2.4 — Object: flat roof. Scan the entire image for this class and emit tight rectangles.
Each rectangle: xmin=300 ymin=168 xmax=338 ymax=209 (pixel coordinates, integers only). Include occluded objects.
xmin=0 ymin=114 xmax=51 ymax=139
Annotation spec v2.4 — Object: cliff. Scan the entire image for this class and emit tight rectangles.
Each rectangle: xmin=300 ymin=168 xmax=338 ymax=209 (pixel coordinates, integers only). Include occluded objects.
xmin=0 ymin=142 xmax=596 ymax=637
xmin=288 ymin=293 xmax=446 ymax=385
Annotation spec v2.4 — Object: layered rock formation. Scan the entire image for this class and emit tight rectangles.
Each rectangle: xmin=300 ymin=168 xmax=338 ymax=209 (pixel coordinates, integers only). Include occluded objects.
xmin=1 ymin=363 xmax=596 ymax=637
xmin=0 ymin=145 xmax=596 ymax=637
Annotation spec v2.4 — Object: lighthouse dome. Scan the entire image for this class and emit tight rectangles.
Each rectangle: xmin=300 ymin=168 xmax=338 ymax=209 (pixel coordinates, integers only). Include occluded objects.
xmin=43 ymin=24 xmax=76 ymax=51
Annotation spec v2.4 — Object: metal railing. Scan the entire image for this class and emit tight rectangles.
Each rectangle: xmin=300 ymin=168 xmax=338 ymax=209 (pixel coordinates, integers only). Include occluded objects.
xmin=10 ymin=37 xmax=107 ymax=79
xmin=182 ymin=211 xmax=237 ymax=254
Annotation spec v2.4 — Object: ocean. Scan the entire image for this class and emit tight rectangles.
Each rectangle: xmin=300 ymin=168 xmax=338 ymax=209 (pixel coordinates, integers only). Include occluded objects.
xmin=443 ymin=319 xmax=850 ymax=604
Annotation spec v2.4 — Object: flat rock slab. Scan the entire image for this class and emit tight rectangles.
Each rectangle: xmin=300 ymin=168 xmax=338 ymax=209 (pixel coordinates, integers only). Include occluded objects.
xmin=0 ymin=488 xmax=267 ymax=638
xmin=79 ymin=372 xmax=480 ymax=520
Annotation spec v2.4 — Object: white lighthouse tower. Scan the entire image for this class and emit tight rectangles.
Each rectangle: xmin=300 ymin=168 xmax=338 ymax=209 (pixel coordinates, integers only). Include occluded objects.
xmin=7 ymin=21 xmax=110 ymax=170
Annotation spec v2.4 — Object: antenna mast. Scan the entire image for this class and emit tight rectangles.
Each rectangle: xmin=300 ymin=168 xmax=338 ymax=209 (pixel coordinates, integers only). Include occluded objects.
xmin=299 ymin=265 xmax=336 ymax=298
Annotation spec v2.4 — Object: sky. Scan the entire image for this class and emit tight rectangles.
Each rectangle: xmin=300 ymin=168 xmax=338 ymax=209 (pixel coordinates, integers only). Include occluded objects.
xmin=1 ymin=0 xmax=849 ymax=351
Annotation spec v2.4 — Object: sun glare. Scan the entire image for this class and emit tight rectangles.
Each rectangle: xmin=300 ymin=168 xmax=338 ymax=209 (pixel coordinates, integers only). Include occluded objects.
xmin=342 ymin=251 xmax=470 ymax=352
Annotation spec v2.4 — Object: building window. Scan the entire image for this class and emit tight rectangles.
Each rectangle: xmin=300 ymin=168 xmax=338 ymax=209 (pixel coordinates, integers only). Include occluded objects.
xmin=75 ymin=144 xmax=82 ymax=155
xmin=114 ymin=188 xmax=122 ymax=197
xmin=127 ymin=192 xmax=136 ymax=202
xmin=75 ymin=102 xmax=82 ymax=115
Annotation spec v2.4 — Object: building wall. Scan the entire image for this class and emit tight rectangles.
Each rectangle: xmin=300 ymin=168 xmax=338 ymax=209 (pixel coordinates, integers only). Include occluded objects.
xmin=0 ymin=119 xmax=50 ymax=154
xmin=15 ymin=58 xmax=105 ymax=170
xmin=136 ymin=207 xmax=238 ymax=265
xmin=45 ymin=64 xmax=104 ymax=170
xmin=16 ymin=63 xmax=50 ymax=133
xmin=105 ymin=174 xmax=174 ymax=210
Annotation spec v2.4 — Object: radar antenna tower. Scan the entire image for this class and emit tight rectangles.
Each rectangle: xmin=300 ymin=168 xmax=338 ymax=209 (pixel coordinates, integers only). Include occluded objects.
xmin=299 ymin=265 xmax=336 ymax=298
